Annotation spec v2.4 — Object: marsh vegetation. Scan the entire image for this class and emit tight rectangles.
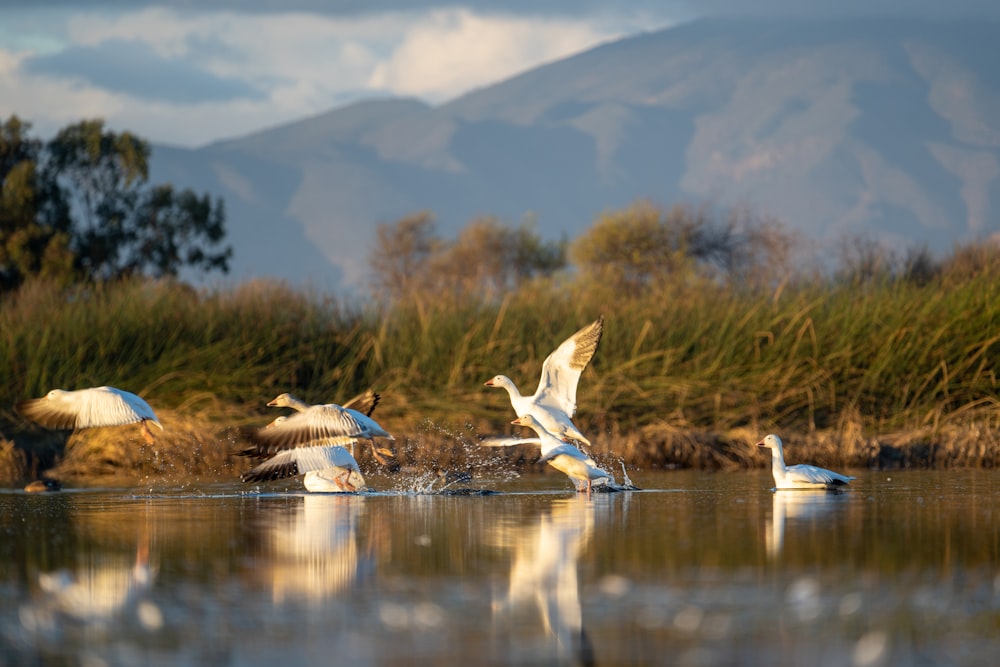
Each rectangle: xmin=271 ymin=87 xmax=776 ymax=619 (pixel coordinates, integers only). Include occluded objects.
xmin=2 ymin=202 xmax=999 ymax=483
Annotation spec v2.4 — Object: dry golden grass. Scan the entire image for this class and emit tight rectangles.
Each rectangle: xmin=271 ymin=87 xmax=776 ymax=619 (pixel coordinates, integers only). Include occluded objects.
xmin=8 ymin=406 xmax=1000 ymax=484
xmin=0 ymin=435 xmax=26 ymax=481
xmin=5 ymin=264 xmax=1000 ymax=481
xmin=48 ymin=407 xmax=237 ymax=482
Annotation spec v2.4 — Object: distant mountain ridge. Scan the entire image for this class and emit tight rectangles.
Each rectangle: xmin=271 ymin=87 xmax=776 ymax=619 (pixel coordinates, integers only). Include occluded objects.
xmin=150 ymin=17 xmax=1000 ymax=290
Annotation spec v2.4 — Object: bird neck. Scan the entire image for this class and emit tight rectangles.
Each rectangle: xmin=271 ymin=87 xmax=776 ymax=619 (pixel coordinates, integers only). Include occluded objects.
xmin=497 ymin=376 xmax=523 ymax=401
xmin=534 ymin=429 xmax=564 ymax=457
xmin=287 ymin=396 xmax=311 ymax=411
xmin=769 ymin=447 xmax=787 ymax=474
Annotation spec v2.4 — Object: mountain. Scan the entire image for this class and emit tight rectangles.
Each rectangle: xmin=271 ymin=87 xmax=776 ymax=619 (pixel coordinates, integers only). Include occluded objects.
xmin=150 ymin=18 xmax=1000 ymax=291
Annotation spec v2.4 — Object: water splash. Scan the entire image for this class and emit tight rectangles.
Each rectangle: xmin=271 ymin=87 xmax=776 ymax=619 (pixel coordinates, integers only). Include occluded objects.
xmin=619 ymin=461 xmax=637 ymax=489
xmin=377 ymin=419 xmax=522 ymax=494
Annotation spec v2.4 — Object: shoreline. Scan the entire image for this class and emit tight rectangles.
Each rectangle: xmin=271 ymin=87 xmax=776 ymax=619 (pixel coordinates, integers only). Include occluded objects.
xmin=3 ymin=410 xmax=998 ymax=484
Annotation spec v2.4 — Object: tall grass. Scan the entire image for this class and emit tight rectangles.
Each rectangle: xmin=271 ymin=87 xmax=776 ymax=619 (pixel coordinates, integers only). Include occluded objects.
xmin=1 ymin=267 xmax=999 ymax=480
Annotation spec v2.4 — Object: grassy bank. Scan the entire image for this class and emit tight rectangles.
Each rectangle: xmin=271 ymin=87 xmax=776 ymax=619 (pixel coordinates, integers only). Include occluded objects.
xmin=1 ymin=271 xmax=999 ymax=483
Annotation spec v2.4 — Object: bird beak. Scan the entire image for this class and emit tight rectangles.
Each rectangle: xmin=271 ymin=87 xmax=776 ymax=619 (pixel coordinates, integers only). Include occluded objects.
xmin=484 ymin=379 xmax=494 ymax=387
xmin=266 ymin=399 xmax=278 ymax=407
xmin=756 ymin=441 xmax=766 ymax=448
xmin=510 ymin=418 xmax=521 ymax=425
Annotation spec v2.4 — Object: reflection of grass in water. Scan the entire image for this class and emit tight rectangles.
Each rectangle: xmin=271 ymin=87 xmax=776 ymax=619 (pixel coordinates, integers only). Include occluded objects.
xmin=2 ymin=271 xmax=1000 ymax=482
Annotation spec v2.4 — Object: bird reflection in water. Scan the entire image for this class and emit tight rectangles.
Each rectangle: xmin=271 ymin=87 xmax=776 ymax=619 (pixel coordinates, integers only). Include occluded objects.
xmin=765 ymin=489 xmax=850 ymax=558
xmin=21 ymin=534 xmax=161 ymax=635
xmin=261 ymin=494 xmax=378 ymax=605
xmin=491 ymin=495 xmax=597 ymax=667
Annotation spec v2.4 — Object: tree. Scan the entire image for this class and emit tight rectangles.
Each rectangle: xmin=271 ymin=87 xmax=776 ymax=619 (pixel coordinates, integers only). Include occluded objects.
xmin=571 ymin=201 xmax=795 ymax=296
xmin=427 ymin=216 xmax=565 ymax=299
xmin=0 ymin=116 xmax=74 ymax=286
xmin=369 ymin=211 xmax=439 ymax=301
xmin=0 ymin=116 xmax=231 ymax=289
xmin=369 ymin=213 xmax=565 ymax=303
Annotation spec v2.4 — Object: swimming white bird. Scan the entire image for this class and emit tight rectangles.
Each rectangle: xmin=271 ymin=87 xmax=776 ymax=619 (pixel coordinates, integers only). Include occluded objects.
xmin=510 ymin=414 xmax=611 ymax=495
xmin=485 ymin=316 xmax=603 ymax=447
xmin=240 ymin=416 xmax=367 ymax=492
xmin=266 ymin=390 xmax=394 ymax=465
xmin=16 ymin=386 xmax=163 ymax=444
xmin=757 ymin=434 xmax=855 ymax=489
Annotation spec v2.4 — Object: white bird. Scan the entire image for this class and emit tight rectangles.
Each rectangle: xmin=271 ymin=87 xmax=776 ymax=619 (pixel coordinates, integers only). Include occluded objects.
xmin=16 ymin=386 xmax=163 ymax=444
xmin=240 ymin=416 xmax=367 ymax=492
xmin=510 ymin=414 xmax=611 ymax=495
xmin=757 ymin=434 xmax=855 ymax=489
xmin=485 ymin=316 xmax=603 ymax=447
xmin=240 ymin=397 xmax=394 ymax=492
xmin=266 ymin=390 xmax=394 ymax=465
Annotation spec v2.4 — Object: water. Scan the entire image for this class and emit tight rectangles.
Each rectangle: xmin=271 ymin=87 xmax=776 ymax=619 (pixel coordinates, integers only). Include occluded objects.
xmin=1 ymin=469 xmax=998 ymax=666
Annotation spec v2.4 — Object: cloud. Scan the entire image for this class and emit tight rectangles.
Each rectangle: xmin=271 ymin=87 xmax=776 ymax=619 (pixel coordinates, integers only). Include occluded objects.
xmin=1 ymin=5 xmax=658 ymax=146
xmin=367 ymin=9 xmax=629 ymax=100
xmin=24 ymin=38 xmax=263 ymax=103
xmin=7 ymin=0 xmax=1000 ymax=18
xmin=675 ymin=0 xmax=1000 ymax=18
xmin=6 ymin=1 xmax=995 ymax=148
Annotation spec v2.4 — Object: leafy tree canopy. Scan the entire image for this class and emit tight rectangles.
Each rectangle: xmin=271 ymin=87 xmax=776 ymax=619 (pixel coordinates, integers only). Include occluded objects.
xmin=0 ymin=116 xmax=231 ymax=289
xmin=571 ymin=201 xmax=794 ymax=296
xmin=370 ymin=212 xmax=565 ymax=304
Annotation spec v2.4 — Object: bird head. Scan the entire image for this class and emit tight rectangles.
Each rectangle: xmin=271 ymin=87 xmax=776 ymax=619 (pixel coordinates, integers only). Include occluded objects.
xmin=264 ymin=416 xmax=288 ymax=429
xmin=756 ymin=434 xmax=783 ymax=450
xmin=510 ymin=414 xmax=539 ymax=429
xmin=266 ymin=393 xmax=295 ymax=408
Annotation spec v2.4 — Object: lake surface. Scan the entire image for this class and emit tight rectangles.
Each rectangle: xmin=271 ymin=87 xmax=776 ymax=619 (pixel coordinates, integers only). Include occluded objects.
xmin=2 ymin=469 xmax=998 ymax=666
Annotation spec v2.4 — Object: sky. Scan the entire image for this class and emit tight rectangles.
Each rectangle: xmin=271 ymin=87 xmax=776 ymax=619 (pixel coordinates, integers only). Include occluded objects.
xmin=1 ymin=1 xmax=997 ymax=148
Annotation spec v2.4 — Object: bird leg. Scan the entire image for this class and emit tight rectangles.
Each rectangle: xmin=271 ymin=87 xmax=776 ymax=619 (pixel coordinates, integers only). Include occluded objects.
xmin=141 ymin=420 xmax=157 ymax=444
xmin=369 ymin=440 xmax=396 ymax=466
xmin=338 ymin=468 xmax=358 ymax=492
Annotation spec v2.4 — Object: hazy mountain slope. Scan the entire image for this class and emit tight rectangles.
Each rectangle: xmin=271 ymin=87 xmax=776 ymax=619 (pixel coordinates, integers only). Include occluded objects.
xmin=150 ymin=18 xmax=1000 ymax=290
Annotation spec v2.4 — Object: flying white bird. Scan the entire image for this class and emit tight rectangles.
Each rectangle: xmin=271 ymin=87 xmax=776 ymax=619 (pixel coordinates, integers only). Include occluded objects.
xmin=757 ymin=434 xmax=855 ymax=489
xmin=239 ymin=391 xmax=394 ymax=492
xmin=240 ymin=416 xmax=367 ymax=492
xmin=16 ymin=386 xmax=162 ymax=444
xmin=265 ymin=390 xmax=394 ymax=465
xmin=508 ymin=414 xmax=611 ymax=495
xmin=485 ymin=316 xmax=603 ymax=447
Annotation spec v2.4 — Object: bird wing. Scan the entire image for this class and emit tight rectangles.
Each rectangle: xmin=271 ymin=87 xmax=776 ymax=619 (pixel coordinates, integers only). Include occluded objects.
xmin=246 ymin=405 xmax=366 ymax=452
xmin=293 ymin=445 xmax=361 ymax=473
xmin=241 ymin=448 xmax=301 ymax=482
xmin=537 ymin=442 xmax=588 ymax=465
xmin=15 ymin=386 xmax=159 ymax=430
xmin=478 ymin=435 xmax=543 ymax=448
xmin=341 ymin=389 xmax=380 ymax=418
xmin=344 ymin=408 xmax=393 ymax=440
xmin=533 ymin=317 xmax=603 ymax=418
xmin=241 ymin=445 xmax=360 ymax=482
xmin=786 ymin=464 xmax=854 ymax=486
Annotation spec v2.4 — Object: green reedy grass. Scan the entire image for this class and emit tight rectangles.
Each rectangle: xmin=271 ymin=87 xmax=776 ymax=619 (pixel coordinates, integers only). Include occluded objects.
xmin=1 ymin=270 xmax=999 ymax=480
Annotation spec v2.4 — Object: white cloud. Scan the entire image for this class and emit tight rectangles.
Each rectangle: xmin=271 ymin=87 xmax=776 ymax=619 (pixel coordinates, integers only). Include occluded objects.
xmin=367 ymin=9 xmax=621 ymax=100
xmin=0 ymin=6 xmax=665 ymax=146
